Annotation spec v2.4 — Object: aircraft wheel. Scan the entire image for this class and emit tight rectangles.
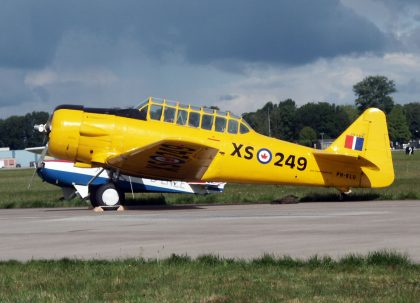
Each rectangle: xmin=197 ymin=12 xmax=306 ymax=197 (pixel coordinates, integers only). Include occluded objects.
xmin=338 ymin=189 xmax=352 ymax=201
xmin=94 ymin=183 xmax=125 ymax=207
xmin=89 ymin=186 xmax=99 ymax=208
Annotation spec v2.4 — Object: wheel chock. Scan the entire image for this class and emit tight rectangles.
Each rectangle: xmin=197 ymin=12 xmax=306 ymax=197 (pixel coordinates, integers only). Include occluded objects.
xmin=117 ymin=205 xmax=125 ymax=211
xmin=92 ymin=206 xmax=125 ymax=212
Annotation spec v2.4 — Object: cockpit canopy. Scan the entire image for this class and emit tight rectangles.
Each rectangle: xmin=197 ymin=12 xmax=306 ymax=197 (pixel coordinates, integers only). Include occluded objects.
xmin=135 ymin=97 xmax=252 ymax=134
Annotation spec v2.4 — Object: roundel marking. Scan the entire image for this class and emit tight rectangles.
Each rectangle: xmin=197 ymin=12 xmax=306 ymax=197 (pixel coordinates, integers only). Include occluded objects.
xmin=257 ymin=148 xmax=272 ymax=164
xmin=152 ymin=156 xmax=181 ymax=164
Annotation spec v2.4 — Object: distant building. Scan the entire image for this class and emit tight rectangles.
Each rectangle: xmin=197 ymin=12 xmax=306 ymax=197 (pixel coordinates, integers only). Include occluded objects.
xmin=0 ymin=148 xmax=40 ymax=168
xmin=0 ymin=158 xmax=16 ymax=168
xmin=317 ymin=139 xmax=335 ymax=150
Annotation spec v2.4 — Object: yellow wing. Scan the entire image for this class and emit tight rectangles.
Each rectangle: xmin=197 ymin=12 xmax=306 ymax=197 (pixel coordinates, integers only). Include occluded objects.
xmin=106 ymin=140 xmax=218 ymax=181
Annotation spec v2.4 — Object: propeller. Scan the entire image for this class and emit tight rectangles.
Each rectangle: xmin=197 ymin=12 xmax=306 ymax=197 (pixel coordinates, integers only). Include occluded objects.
xmin=28 ymin=115 xmax=52 ymax=189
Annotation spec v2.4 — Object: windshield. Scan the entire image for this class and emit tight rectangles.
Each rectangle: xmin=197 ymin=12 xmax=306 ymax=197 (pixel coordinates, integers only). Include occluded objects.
xmin=134 ymin=98 xmax=149 ymax=109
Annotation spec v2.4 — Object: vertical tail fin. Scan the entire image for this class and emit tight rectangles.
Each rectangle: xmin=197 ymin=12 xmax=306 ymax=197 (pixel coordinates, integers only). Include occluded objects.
xmin=325 ymin=108 xmax=394 ymax=188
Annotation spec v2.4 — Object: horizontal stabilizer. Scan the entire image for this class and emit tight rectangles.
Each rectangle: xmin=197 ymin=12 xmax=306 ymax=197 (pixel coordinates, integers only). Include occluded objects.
xmin=313 ymin=150 xmax=379 ymax=171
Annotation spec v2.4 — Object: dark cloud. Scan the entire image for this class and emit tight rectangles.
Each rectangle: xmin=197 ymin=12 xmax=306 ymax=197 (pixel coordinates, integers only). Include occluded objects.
xmin=399 ymin=78 xmax=420 ymax=95
xmin=0 ymin=0 xmax=387 ymax=70
xmin=219 ymin=94 xmax=239 ymax=101
xmin=379 ymin=0 xmax=420 ymax=7
xmin=405 ymin=28 xmax=420 ymax=50
xmin=0 ymin=1 xmax=63 ymax=69
xmin=174 ymin=0 xmax=387 ymax=65
xmin=0 ymin=70 xmax=33 ymax=106
xmin=31 ymin=87 xmax=50 ymax=102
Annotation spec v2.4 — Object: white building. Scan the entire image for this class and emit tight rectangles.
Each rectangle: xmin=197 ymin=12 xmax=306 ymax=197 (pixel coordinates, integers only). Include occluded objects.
xmin=0 ymin=147 xmax=40 ymax=168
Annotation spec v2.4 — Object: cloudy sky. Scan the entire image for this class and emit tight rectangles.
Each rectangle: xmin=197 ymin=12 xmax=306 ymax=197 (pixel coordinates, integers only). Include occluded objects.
xmin=1 ymin=0 xmax=420 ymax=118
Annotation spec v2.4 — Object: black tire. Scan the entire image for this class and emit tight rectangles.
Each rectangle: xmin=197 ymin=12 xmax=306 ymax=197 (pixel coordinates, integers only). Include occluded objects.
xmin=93 ymin=183 xmax=125 ymax=208
xmin=89 ymin=186 xmax=99 ymax=208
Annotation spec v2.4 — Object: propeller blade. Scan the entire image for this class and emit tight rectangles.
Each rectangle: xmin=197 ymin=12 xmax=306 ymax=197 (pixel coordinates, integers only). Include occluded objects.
xmin=37 ymin=144 xmax=48 ymax=167
xmin=28 ymin=144 xmax=48 ymax=190
xmin=28 ymin=114 xmax=52 ymax=190
xmin=27 ymin=165 xmax=38 ymax=190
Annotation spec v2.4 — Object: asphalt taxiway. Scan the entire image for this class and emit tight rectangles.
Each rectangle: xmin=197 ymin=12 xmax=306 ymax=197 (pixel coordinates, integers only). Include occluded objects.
xmin=0 ymin=201 xmax=419 ymax=261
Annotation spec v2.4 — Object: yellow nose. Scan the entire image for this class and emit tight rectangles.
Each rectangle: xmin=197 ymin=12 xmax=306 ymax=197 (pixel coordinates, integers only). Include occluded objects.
xmin=48 ymin=108 xmax=83 ymax=162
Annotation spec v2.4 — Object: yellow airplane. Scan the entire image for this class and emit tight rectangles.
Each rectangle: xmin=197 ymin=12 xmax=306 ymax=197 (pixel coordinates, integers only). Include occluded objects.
xmin=42 ymin=97 xmax=394 ymax=195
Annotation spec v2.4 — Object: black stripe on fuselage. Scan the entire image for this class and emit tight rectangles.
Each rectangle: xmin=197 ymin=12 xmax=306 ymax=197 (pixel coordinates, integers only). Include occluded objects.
xmin=54 ymin=105 xmax=147 ymax=120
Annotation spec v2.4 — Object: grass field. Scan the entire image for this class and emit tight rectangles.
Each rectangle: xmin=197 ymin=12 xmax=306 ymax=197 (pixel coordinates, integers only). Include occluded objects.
xmin=0 ymin=151 xmax=418 ymax=208
xmin=0 ymin=252 xmax=419 ymax=302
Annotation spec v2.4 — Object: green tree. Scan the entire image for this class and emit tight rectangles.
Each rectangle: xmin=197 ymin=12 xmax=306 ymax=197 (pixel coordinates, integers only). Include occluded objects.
xmin=1 ymin=115 xmax=26 ymax=149
xmin=353 ymin=75 xmax=396 ymax=114
xmin=296 ymin=102 xmax=350 ymax=139
xmin=0 ymin=119 xmax=4 ymax=147
xmin=340 ymin=104 xmax=358 ymax=123
xmin=270 ymin=99 xmax=297 ymax=140
xmin=243 ymin=102 xmax=274 ymax=137
xmin=0 ymin=111 xmax=49 ymax=149
xmin=298 ymin=126 xmax=317 ymax=147
xmin=243 ymin=99 xmax=298 ymax=140
xmin=24 ymin=112 xmax=50 ymax=147
xmin=388 ymin=105 xmax=411 ymax=144
xmin=403 ymin=102 xmax=420 ymax=139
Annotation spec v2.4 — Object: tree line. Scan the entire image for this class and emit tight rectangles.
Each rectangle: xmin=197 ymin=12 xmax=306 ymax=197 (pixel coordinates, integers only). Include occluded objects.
xmin=0 ymin=112 xmax=49 ymax=150
xmin=0 ymin=75 xmax=418 ymax=149
xmin=243 ymin=76 xmax=420 ymax=147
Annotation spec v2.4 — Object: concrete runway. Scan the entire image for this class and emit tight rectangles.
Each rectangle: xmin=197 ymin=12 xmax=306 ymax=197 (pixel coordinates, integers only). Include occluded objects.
xmin=0 ymin=201 xmax=419 ymax=261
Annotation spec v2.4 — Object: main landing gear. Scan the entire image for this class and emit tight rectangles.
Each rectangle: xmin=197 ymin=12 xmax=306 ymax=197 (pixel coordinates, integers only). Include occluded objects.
xmin=89 ymin=183 xmax=125 ymax=208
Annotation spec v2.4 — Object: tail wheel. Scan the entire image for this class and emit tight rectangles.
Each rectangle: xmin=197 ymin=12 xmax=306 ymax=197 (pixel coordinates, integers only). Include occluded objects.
xmin=91 ymin=183 xmax=125 ymax=208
